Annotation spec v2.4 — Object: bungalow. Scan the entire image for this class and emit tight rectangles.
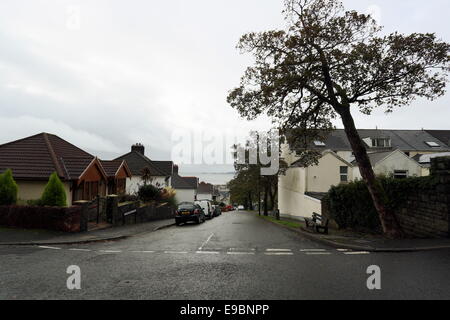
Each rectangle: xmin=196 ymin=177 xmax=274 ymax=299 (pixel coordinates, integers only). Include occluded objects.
xmin=171 ymin=165 xmax=199 ymax=203
xmin=278 ymin=129 xmax=450 ymax=221
xmin=0 ymin=133 xmax=131 ymax=204
xmin=115 ymin=144 xmax=174 ymax=194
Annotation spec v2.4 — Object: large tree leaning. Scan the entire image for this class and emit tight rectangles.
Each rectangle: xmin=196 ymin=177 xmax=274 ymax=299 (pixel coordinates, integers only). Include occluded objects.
xmin=227 ymin=0 xmax=450 ymax=238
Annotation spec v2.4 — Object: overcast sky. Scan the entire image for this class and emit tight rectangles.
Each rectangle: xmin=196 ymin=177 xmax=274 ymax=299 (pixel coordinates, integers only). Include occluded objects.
xmin=0 ymin=0 xmax=449 ymax=173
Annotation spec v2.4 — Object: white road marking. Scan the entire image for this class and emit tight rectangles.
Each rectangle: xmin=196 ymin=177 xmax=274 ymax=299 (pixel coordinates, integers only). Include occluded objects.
xmin=164 ymin=251 xmax=188 ymax=254
xmin=344 ymin=251 xmax=370 ymax=255
xmin=38 ymin=246 xmax=61 ymax=250
xmin=99 ymin=250 xmax=122 ymax=253
xmin=266 ymin=249 xmax=292 ymax=252
xmin=227 ymin=252 xmax=255 ymax=255
xmin=300 ymin=249 xmax=327 ymax=252
xmin=131 ymin=251 xmax=155 ymax=253
xmin=264 ymin=252 xmax=294 ymax=256
xmin=337 ymin=249 xmax=350 ymax=252
xmin=198 ymin=233 xmax=215 ymax=250
xmin=305 ymin=252 xmax=332 ymax=255
xmin=196 ymin=251 xmax=220 ymax=254
xmin=69 ymin=248 xmax=91 ymax=252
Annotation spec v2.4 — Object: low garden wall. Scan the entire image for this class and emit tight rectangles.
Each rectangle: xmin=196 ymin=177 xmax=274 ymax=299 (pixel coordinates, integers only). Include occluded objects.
xmin=0 ymin=205 xmax=83 ymax=233
xmin=108 ymin=197 xmax=175 ymax=226
xmin=323 ymin=157 xmax=450 ymax=238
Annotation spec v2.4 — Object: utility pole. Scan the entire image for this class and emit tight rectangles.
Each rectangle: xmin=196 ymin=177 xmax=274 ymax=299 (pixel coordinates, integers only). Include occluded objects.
xmin=258 ymin=174 xmax=261 ymax=216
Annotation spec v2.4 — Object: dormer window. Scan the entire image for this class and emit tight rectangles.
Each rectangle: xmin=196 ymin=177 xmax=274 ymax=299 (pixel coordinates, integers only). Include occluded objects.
xmin=371 ymin=138 xmax=391 ymax=148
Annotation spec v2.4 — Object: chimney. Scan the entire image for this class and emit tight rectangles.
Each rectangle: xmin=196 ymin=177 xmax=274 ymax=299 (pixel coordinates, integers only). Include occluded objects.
xmin=173 ymin=165 xmax=179 ymax=174
xmin=132 ymin=143 xmax=145 ymax=155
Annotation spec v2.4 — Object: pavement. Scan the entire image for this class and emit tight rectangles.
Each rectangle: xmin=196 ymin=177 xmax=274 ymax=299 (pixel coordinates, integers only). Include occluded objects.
xmin=0 ymin=219 xmax=175 ymax=245
xmin=260 ymin=215 xmax=450 ymax=252
xmin=1 ymin=211 xmax=450 ymax=299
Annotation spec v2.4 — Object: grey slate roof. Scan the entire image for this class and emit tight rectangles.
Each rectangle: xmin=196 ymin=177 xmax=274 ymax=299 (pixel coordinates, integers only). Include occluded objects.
xmin=172 ymin=174 xmax=196 ymax=190
xmin=295 ymin=129 xmax=450 ymax=152
xmin=426 ymin=130 xmax=450 ymax=147
xmin=350 ymin=150 xmax=400 ymax=166
xmin=114 ymin=151 xmax=166 ymax=177
xmin=152 ymin=161 xmax=173 ymax=176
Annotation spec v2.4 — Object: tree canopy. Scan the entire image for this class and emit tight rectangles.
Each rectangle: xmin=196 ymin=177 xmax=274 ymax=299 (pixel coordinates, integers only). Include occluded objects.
xmin=227 ymin=0 xmax=449 ymax=237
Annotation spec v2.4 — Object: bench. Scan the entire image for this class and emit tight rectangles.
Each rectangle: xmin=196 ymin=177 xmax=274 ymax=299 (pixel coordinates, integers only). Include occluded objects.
xmin=304 ymin=212 xmax=329 ymax=234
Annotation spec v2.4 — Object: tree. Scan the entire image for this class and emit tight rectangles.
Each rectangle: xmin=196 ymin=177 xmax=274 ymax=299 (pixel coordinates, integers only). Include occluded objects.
xmin=41 ymin=172 xmax=67 ymax=207
xmin=227 ymin=0 xmax=449 ymax=238
xmin=229 ymin=131 xmax=287 ymax=215
xmin=0 ymin=169 xmax=18 ymax=206
xmin=141 ymin=167 xmax=153 ymax=186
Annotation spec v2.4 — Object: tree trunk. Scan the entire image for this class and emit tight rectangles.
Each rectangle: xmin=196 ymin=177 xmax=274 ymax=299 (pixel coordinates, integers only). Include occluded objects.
xmin=268 ymin=184 xmax=275 ymax=211
xmin=338 ymin=107 xmax=404 ymax=238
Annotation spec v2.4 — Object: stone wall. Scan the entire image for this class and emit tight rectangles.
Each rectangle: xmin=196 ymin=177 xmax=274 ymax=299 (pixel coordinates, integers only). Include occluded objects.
xmin=110 ymin=198 xmax=175 ymax=226
xmin=395 ymin=157 xmax=450 ymax=238
xmin=322 ymin=156 xmax=450 ymax=238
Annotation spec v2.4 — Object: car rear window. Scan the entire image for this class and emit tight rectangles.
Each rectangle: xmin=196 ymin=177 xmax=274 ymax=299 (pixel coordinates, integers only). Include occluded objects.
xmin=178 ymin=204 xmax=195 ymax=210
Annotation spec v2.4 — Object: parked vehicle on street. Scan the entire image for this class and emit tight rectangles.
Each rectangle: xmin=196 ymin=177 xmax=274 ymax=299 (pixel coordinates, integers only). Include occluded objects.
xmin=237 ymin=205 xmax=245 ymax=210
xmin=195 ymin=200 xmax=214 ymax=219
xmin=212 ymin=205 xmax=222 ymax=217
xmin=175 ymin=202 xmax=205 ymax=225
xmin=225 ymin=205 xmax=234 ymax=211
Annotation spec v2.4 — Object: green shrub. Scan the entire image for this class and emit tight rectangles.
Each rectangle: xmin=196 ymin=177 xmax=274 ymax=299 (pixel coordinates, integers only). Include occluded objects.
xmin=0 ymin=169 xmax=18 ymax=205
xmin=137 ymin=184 xmax=161 ymax=202
xmin=40 ymin=172 xmax=67 ymax=207
xmin=327 ymin=175 xmax=437 ymax=233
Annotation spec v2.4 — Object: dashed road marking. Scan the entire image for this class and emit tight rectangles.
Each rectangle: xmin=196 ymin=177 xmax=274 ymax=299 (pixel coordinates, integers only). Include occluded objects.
xmin=305 ymin=252 xmax=332 ymax=255
xmin=38 ymin=246 xmax=61 ymax=250
xmin=130 ymin=250 xmax=155 ymax=253
xmin=337 ymin=249 xmax=350 ymax=252
xmin=344 ymin=251 xmax=370 ymax=255
xmin=196 ymin=251 xmax=220 ymax=254
xmin=164 ymin=251 xmax=188 ymax=254
xmin=69 ymin=248 xmax=91 ymax=252
xmin=300 ymin=249 xmax=327 ymax=252
xmin=264 ymin=252 xmax=294 ymax=256
xmin=99 ymin=250 xmax=122 ymax=253
xmin=266 ymin=249 xmax=292 ymax=252
xmin=227 ymin=252 xmax=255 ymax=255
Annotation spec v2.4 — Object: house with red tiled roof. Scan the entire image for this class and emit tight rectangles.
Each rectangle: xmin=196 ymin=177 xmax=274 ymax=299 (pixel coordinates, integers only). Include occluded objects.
xmin=0 ymin=133 xmax=131 ymax=205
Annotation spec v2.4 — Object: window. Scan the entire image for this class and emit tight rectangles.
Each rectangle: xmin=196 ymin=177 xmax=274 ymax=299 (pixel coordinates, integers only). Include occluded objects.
xmin=313 ymin=141 xmax=326 ymax=147
xmin=394 ymin=170 xmax=408 ymax=179
xmin=371 ymin=138 xmax=391 ymax=148
xmin=340 ymin=166 xmax=348 ymax=182
xmin=425 ymin=141 xmax=440 ymax=148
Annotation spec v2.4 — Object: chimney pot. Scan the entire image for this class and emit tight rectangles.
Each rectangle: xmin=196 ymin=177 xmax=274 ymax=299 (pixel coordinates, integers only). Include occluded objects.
xmin=132 ymin=143 xmax=145 ymax=155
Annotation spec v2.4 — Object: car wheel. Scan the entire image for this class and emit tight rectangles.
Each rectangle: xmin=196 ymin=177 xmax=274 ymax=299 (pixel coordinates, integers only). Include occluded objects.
xmin=196 ymin=216 xmax=201 ymax=224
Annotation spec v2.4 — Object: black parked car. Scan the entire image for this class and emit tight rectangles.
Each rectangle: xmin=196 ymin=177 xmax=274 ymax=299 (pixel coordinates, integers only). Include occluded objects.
xmin=175 ymin=202 xmax=206 ymax=225
xmin=212 ymin=205 xmax=222 ymax=217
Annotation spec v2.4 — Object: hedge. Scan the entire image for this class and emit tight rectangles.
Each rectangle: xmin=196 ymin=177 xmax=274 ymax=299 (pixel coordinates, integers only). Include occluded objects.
xmin=41 ymin=172 xmax=67 ymax=207
xmin=327 ymin=175 xmax=439 ymax=233
xmin=0 ymin=169 xmax=18 ymax=206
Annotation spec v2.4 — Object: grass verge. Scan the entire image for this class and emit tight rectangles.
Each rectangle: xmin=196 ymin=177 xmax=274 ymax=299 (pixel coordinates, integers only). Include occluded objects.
xmin=259 ymin=215 xmax=305 ymax=229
